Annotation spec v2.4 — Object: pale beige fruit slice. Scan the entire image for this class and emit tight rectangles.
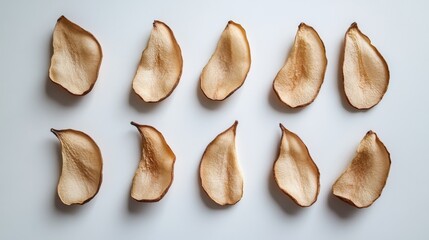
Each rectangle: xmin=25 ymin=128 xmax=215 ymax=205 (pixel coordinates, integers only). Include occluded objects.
xmin=49 ymin=16 xmax=103 ymax=96
xmin=200 ymin=21 xmax=251 ymax=101
xmin=51 ymin=128 xmax=103 ymax=205
xmin=132 ymin=21 xmax=183 ymax=102
xmin=333 ymin=131 xmax=391 ymax=208
xmin=130 ymin=122 xmax=176 ymax=202
xmin=273 ymin=124 xmax=320 ymax=207
xmin=273 ymin=23 xmax=327 ymax=108
xmin=199 ymin=121 xmax=243 ymax=205
xmin=343 ymin=23 xmax=390 ymax=109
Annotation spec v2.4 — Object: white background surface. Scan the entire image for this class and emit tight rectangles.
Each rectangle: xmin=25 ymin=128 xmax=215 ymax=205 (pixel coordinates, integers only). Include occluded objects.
xmin=1 ymin=0 xmax=428 ymax=239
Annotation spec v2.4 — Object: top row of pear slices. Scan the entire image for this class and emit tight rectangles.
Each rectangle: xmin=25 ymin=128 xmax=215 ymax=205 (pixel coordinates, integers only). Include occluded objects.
xmin=49 ymin=16 xmax=389 ymax=110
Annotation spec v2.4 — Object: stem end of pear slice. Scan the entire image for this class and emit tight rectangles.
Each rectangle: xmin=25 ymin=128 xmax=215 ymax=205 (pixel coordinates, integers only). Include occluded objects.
xmin=51 ymin=128 xmax=60 ymax=136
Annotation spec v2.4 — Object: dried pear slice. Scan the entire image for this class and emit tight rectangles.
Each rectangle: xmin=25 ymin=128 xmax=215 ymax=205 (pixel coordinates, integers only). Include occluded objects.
xmin=333 ymin=131 xmax=391 ymax=208
xmin=49 ymin=16 xmax=103 ymax=96
xmin=132 ymin=21 xmax=183 ymax=102
xmin=273 ymin=23 xmax=327 ymax=108
xmin=273 ymin=124 xmax=320 ymax=207
xmin=200 ymin=21 xmax=251 ymax=101
xmin=130 ymin=122 xmax=176 ymax=202
xmin=199 ymin=121 xmax=243 ymax=205
xmin=343 ymin=23 xmax=390 ymax=109
xmin=51 ymin=128 xmax=103 ymax=205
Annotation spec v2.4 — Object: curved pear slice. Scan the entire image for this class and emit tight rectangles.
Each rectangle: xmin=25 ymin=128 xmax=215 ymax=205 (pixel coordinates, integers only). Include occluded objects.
xmin=199 ymin=121 xmax=243 ymax=205
xmin=273 ymin=124 xmax=320 ymax=207
xmin=200 ymin=21 xmax=251 ymax=101
xmin=333 ymin=131 xmax=391 ymax=208
xmin=130 ymin=122 xmax=176 ymax=202
xmin=51 ymin=128 xmax=103 ymax=205
xmin=273 ymin=23 xmax=327 ymax=108
xmin=343 ymin=23 xmax=390 ymax=109
xmin=49 ymin=16 xmax=103 ymax=96
xmin=132 ymin=21 xmax=183 ymax=102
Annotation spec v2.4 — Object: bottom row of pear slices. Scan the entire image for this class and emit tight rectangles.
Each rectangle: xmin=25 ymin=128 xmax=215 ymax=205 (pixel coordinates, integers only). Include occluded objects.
xmin=51 ymin=122 xmax=391 ymax=208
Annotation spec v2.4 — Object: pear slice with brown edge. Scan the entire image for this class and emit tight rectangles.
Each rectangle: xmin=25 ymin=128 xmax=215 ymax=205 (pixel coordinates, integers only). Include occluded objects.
xmin=199 ymin=121 xmax=244 ymax=205
xmin=273 ymin=23 xmax=327 ymax=108
xmin=130 ymin=122 xmax=176 ymax=202
xmin=343 ymin=23 xmax=390 ymax=109
xmin=333 ymin=131 xmax=391 ymax=208
xmin=200 ymin=21 xmax=251 ymax=101
xmin=132 ymin=20 xmax=183 ymax=103
xmin=49 ymin=16 xmax=103 ymax=96
xmin=51 ymin=128 xmax=103 ymax=205
xmin=273 ymin=124 xmax=320 ymax=207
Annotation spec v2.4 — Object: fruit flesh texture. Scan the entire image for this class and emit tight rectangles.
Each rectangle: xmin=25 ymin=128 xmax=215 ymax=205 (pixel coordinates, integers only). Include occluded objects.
xmin=343 ymin=23 xmax=389 ymax=109
xmin=131 ymin=123 xmax=176 ymax=202
xmin=200 ymin=21 xmax=251 ymax=100
xmin=333 ymin=131 xmax=391 ymax=208
xmin=273 ymin=23 xmax=327 ymax=108
xmin=200 ymin=122 xmax=244 ymax=205
xmin=52 ymin=129 xmax=103 ymax=205
xmin=132 ymin=21 xmax=183 ymax=102
xmin=274 ymin=124 xmax=320 ymax=206
xmin=49 ymin=16 xmax=102 ymax=95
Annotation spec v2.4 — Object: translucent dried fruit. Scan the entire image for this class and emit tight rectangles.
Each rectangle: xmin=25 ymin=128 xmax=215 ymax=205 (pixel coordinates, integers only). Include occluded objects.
xmin=273 ymin=23 xmax=327 ymax=108
xmin=200 ymin=21 xmax=251 ymax=101
xmin=333 ymin=131 xmax=391 ymax=208
xmin=51 ymin=128 xmax=103 ymax=205
xmin=132 ymin=20 xmax=183 ymax=102
xmin=49 ymin=16 xmax=103 ymax=95
xmin=130 ymin=122 xmax=176 ymax=202
xmin=343 ymin=23 xmax=390 ymax=109
xmin=199 ymin=121 xmax=243 ymax=205
xmin=273 ymin=124 xmax=320 ymax=207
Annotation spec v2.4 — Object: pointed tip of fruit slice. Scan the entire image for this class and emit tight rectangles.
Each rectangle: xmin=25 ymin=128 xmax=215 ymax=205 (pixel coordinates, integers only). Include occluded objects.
xmin=279 ymin=123 xmax=292 ymax=134
xmin=50 ymin=128 xmax=61 ymax=137
xmin=227 ymin=20 xmax=236 ymax=25
xmin=153 ymin=20 xmax=165 ymax=27
xmin=232 ymin=120 xmax=238 ymax=128
xmin=298 ymin=22 xmax=308 ymax=28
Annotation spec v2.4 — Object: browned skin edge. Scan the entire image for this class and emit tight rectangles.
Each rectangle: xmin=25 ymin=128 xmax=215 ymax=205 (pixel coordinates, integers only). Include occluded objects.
xmin=272 ymin=123 xmax=320 ymax=207
xmin=49 ymin=16 xmax=103 ymax=96
xmin=199 ymin=121 xmax=241 ymax=206
xmin=130 ymin=121 xmax=176 ymax=202
xmin=332 ymin=130 xmax=392 ymax=208
xmin=133 ymin=20 xmax=183 ymax=103
xmin=51 ymin=128 xmax=103 ymax=205
xmin=199 ymin=20 xmax=252 ymax=101
xmin=342 ymin=22 xmax=390 ymax=110
xmin=272 ymin=23 xmax=328 ymax=109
